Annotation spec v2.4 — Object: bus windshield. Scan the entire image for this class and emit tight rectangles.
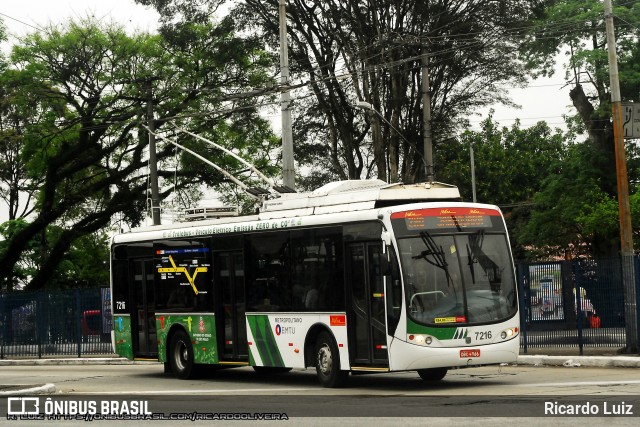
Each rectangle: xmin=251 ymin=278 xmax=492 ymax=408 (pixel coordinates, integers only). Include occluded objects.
xmin=392 ymin=208 xmax=517 ymax=326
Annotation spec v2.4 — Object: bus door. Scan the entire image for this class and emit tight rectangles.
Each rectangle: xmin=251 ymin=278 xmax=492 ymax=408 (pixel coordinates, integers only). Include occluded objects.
xmin=131 ymin=259 xmax=158 ymax=357
xmin=214 ymin=251 xmax=248 ymax=360
xmin=346 ymin=243 xmax=389 ymax=367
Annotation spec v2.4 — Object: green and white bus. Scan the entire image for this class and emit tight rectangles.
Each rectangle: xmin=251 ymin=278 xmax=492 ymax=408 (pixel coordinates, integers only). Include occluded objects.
xmin=110 ymin=180 xmax=519 ymax=387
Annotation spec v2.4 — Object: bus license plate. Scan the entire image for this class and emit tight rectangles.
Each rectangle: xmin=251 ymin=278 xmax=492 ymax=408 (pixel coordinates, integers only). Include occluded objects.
xmin=460 ymin=349 xmax=480 ymax=358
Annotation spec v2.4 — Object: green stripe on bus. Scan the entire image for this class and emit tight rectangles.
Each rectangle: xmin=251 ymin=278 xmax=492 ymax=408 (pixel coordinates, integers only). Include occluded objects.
xmin=247 ymin=315 xmax=285 ymax=367
xmin=407 ymin=318 xmax=457 ymax=340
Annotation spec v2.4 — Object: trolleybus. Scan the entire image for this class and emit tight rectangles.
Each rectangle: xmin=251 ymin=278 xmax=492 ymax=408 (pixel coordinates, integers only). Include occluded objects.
xmin=110 ymin=179 xmax=519 ymax=387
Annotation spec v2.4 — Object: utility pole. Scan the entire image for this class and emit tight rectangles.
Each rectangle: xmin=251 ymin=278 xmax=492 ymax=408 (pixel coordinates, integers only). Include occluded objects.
xmin=470 ymin=143 xmax=477 ymax=203
xmin=604 ymin=0 xmax=637 ymax=352
xmin=421 ymin=48 xmax=434 ymax=183
xmin=279 ymin=0 xmax=295 ymax=190
xmin=146 ymin=80 xmax=161 ymax=226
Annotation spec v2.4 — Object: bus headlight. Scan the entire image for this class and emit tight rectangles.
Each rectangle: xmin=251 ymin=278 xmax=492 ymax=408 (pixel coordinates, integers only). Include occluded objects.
xmin=408 ymin=334 xmax=433 ymax=346
xmin=500 ymin=327 xmax=518 ymax=340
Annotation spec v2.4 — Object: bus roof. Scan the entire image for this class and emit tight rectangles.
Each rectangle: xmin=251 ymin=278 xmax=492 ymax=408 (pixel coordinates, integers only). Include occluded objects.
xmin=112 ymin=180 xmax=462 ymax=243
xmin=260 ymin=179 xmax=460 ymax=217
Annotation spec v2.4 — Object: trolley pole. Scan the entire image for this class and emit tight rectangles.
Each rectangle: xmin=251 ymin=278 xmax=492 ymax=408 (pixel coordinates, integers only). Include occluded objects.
xmin=604 ymin=0 xmax=637 ymax=352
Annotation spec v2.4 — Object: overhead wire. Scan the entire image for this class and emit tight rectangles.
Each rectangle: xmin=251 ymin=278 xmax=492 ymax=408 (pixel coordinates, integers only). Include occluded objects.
xmin=3 ymin=3 xmax=638 ymax=128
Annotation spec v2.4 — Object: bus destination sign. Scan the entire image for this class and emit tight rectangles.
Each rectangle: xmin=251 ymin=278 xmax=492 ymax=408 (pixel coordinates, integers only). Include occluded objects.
xmin=391 ymin=207 xmax=499 ymax=231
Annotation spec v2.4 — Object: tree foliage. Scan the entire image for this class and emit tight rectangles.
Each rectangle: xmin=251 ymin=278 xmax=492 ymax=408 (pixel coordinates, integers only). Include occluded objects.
xmin=138 ymin=0 xmax=549 ymax=186
xmin=438 ymin=117 xmax=568 ymax=259
xmin=0 ymin=18 xmax=277 ymax=290
xmin=519 ymin=0 xmax=640 ymax=256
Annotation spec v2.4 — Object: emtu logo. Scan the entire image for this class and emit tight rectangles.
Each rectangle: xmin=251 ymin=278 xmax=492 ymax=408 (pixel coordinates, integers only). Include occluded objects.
xmin=275 ymin=324 xmax=282 ymax=336
xmin=8 ymin=397 xmax=40 ymax=415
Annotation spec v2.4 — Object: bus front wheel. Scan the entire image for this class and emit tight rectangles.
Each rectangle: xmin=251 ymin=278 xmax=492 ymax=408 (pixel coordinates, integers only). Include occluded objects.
xmin=170 ymin=330 xmax=195 ymax=379
xmin=417 ymin=367 xmax=448 ymax=381
xmin=314 ymin=332 xmax=348 ymax=388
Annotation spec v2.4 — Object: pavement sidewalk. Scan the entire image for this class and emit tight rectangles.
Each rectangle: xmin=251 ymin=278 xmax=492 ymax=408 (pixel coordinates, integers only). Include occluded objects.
xmin=0 ymin=352 xmax=638 ymax=396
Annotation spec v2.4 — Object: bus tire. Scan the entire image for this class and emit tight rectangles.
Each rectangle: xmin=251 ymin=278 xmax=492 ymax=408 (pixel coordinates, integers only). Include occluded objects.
xmin=417 ymin=367 xmax=448 ymax=381
xmin=169 ymin=330 xmax=195 ymax=380
xmin=314 ymin=331 xmax=348 ymax=388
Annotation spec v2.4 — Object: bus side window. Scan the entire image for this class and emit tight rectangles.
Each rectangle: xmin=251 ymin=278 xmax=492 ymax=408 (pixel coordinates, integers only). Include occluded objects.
xmin=248 ymin=233 xmax=292 ymax=311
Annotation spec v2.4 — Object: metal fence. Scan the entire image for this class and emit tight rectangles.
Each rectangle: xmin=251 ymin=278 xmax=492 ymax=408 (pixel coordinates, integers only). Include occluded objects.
xmin=0 ymin=287 xmax=113 ymax=358
xmin=2 ymin=258 xmax=638 ymax=358
xmin=518 ymin=257 xmax=639 ymax=354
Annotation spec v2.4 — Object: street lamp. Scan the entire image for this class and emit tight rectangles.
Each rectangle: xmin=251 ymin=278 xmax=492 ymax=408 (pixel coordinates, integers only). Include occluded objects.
xmin=354 ymin=101 xmax=428 ymax=181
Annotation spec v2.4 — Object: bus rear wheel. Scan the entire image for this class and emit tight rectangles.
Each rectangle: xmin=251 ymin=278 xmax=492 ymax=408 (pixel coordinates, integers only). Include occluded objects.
xmin=314 ymin=332 xmax=348 ymax=388
xmin=417 ymin=367 xmax=448 ymax=381
xmin=170 ymin=330 xmax=195 ymax=379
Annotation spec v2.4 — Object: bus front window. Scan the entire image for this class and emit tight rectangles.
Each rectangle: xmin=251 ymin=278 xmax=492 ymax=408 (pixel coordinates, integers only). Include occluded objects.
xmin=397 ymin=231 xmax=517 ymax=325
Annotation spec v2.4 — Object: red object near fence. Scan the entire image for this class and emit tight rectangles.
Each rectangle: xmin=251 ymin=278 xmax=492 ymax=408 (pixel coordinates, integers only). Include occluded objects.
xmin=589 ymin=313 xmax=601 ymax=329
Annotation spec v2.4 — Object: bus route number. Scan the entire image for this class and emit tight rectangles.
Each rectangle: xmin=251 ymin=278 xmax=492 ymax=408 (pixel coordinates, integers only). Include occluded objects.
xmin=116 ymin=301 xmax=126 ymax=310
xmin=475 ymin=331 xmax=492 ymax=340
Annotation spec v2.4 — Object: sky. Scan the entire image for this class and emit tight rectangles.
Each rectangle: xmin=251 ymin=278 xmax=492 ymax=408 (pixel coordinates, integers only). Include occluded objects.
xmin=0 ymin=0 xmax=160 ymax=36
xmin=0 ymin=1 xmax=575 ymax=223
xmin=0 ymin=0 xmax=575 ymax=132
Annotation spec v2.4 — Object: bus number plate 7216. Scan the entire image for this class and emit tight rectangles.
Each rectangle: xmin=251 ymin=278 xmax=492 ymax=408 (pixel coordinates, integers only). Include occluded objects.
xmin=460 ymin=349 xmax=481 ymax=358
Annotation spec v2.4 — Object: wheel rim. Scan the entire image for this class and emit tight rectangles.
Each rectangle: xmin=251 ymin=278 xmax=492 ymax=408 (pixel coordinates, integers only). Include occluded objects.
xmin=174 ymin=339 xmax=188 ymax=371
xmin=317 ymin=343 xmax=333 ymax=376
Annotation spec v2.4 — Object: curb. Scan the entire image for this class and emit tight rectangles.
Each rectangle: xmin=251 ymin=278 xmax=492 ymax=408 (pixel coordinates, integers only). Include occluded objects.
xmin=0 ymin=384 xmax=56 ymax=396
xmin=517 ymin=355 xmax=640 ymax=368
xmin=2 ymin=355 xmax=638 ymax=368
xmin=0 ymin=358 xmax=155 ymax=366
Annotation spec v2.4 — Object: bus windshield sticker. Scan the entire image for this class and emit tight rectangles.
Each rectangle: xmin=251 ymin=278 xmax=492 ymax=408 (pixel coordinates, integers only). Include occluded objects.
xmin=434 ymin=316 xmax=467 ymax=324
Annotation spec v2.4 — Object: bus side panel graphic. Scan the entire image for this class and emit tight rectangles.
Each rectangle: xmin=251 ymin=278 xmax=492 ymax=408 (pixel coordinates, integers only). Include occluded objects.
xmin=113 ymin=315 xmax=132 ymax=359
xmin=247 ymin=314 xmax=285 ymax=367
xmin=246 ymin=313 xmax=349 ymax=369
xmin=156 ymin=314 xmax=218 ymax=364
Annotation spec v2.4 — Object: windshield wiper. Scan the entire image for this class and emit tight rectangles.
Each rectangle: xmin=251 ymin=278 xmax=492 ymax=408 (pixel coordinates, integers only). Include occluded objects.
xmin=412 ymin=231 xmax=446 ymax=267
xmin=466 ymin=244 xmax=477 ymax=284
xmin=466 ymin=230 xmax=484 ymax=284
xmin=412 ymin=231 xmax=455 ymax=289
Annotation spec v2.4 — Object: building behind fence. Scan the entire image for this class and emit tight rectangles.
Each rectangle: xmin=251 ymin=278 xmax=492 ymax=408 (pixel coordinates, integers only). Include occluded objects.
xmin=0 ymin=287 xmax=112 ymax=358
xmin=1 ymin=257 xmax=639 ymax=358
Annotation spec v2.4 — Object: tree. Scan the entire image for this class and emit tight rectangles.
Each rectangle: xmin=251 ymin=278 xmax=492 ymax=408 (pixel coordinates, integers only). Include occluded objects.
xmin=437 ymin=116 xmax=568 ymax=259
xmin=0 ymin=18 xmax=277 ymax=290
xmin=0 ymin=18 xmax=36 ymax=220
xmin=137 ymin=0 xmax=549 ymax=186
xmin=0 ymin=69 xmax=47 ymax=220
xmin=520 ymin=0 xmax=640 ymax=256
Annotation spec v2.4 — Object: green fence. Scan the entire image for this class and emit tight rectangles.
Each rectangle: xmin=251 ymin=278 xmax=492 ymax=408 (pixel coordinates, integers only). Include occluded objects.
xmin=518 ymin=257 xmax=639 ymax=354
xmin=0 ymin=287 xmax=113 ymax=358
xmin=2 ymin=257 xmax=638 ymax=358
